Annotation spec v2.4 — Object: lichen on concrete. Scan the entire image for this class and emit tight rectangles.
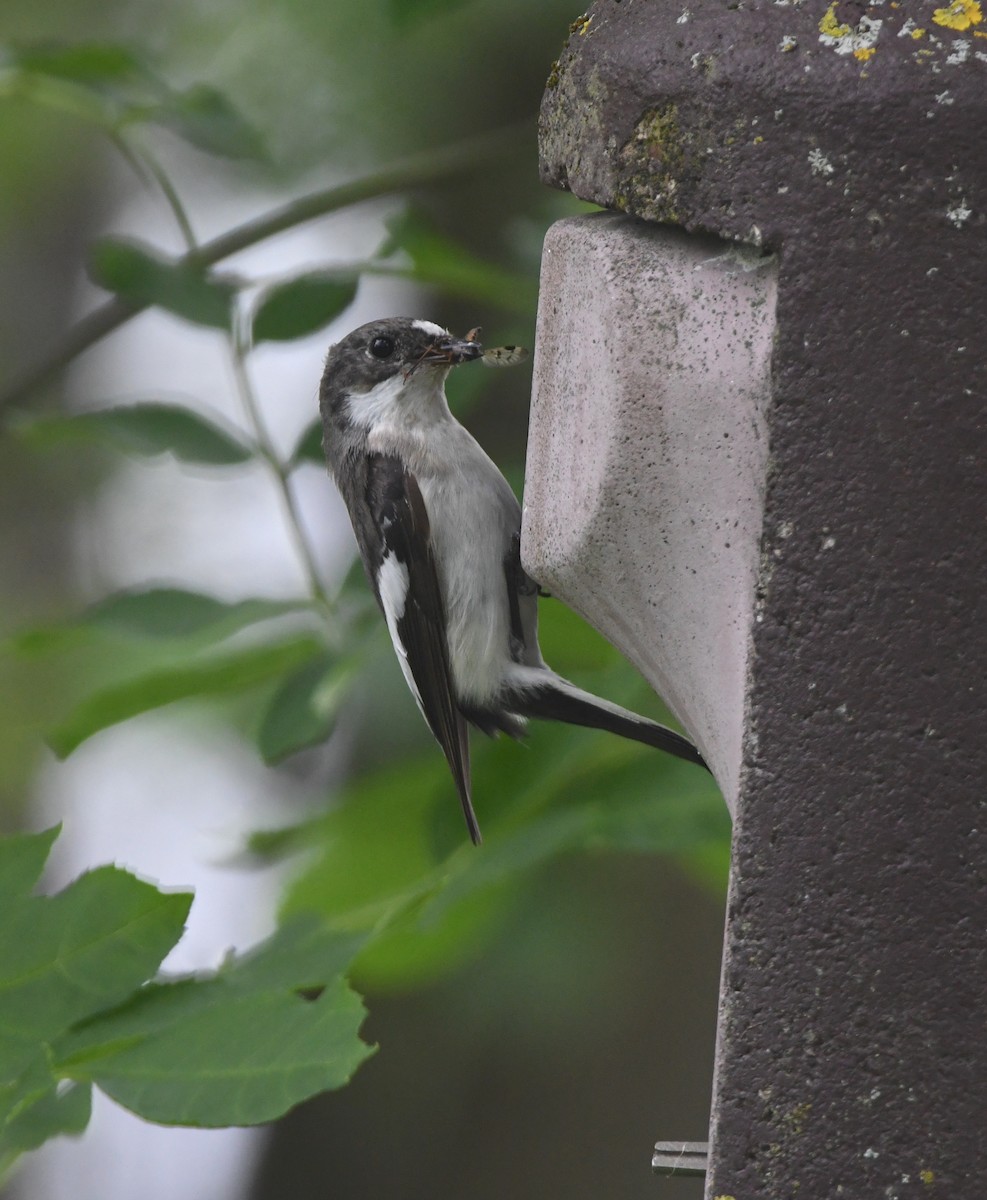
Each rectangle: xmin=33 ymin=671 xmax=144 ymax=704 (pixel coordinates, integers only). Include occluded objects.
xmin=616 ymin=103 xmax=687 ymax=223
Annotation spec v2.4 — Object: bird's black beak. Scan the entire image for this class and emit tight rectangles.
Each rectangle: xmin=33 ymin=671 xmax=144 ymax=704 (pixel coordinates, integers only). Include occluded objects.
xmin=424 ymin=335 xmax=484 ymax=366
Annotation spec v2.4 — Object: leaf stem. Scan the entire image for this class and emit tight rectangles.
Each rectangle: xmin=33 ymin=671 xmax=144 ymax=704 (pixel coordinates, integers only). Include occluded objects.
xmin=129 ymin=135 xmax=198 ymax=253
xmin=229 ymin=317 xmax=334 ymax=621
xmin=0 ymin=120 xmax=533 ymax=411
xmin=104 ymin=135 xmax=335 ymax=626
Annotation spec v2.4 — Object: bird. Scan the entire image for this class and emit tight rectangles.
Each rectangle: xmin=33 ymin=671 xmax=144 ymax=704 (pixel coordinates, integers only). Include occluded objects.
xmin=319 ymin=317 xmax=708 ymax=844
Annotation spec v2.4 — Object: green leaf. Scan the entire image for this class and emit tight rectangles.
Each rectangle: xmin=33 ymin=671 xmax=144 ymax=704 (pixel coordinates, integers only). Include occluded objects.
xmin=150 ymin=83 xmax=265 ymax=160
xmin=0 ymin=827 xmax=60 ymax=902
xmin=5 ymin=43 xmax=151 ymax=91
xmin=355 ymin=891 xmax=512 ymax=992
xmin=16 ymin=404 xmax=253 ymax=465
xmin=256 ymin=653 xmax=355 ymax=764
xmin=0 ymin=1081 xmax=91 ymax=1157
xmin=0 ymin=1040 xmax=52 ymax=1130
xmin=14 ymin=590 xmax=308 ymax=660
xmin=289 ymin=418 xmax=325 ymax=468
xmin=0 ymin=837 xmax=372 ymax=1139
xmin=56 ymin=918 xmax=373 ymax=1127
xmin=0 ymin=865 xmax=191 ymax=1041
xmin=0 ymin=43 xmax=162 ymax=134
xmin=385 ymin=211 xmax=537 ymax=313
xmin=48 ymin=634 xmax=325 ymax=757
xmin=279 ymin=710 xmax=726 ymax=990
xmin=419 ymin=767 xmax=727 ymax=926
xmin=76 ymin=589 xmax=304 ymax=641
xmin=86 ymin=979 xmax=371 ymax=1127
xmin=222 ymin=915 xmax=367 ymax=993
xmin=5 ymin=44 xmax=263 ymax=160
xmin=280 ymin=756 xmax=457 ymax=934
xmin=252 ymin=273 xmax=358 ymax=343
xmin=88 ymin=238 xmax=236 ymax=330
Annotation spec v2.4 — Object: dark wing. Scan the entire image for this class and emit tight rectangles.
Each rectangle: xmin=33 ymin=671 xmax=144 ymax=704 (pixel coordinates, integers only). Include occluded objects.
xmin=363 ymin=454 xmax=480 ymax=845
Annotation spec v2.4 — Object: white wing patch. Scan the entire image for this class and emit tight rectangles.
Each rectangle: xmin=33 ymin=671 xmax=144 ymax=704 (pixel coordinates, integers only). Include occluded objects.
xmin=377 ymin=550 xmax=423 ymax=709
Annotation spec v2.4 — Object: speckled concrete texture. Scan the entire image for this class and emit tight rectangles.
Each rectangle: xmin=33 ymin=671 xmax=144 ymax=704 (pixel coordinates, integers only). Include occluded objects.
xmin=523 ymin=214 xmax=775 ymax=810
xmin=535 ymin=2 xmax=987 ymax=1198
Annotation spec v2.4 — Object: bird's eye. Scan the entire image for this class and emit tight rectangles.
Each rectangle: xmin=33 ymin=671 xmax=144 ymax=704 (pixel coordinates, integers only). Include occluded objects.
xmin=368 ymin=335 xmax=395 ymax=360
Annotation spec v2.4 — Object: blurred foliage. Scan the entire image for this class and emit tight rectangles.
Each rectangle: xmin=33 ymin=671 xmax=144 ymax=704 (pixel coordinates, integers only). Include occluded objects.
xmin=0 ymin=0 xmax=729 ymax=1177
xmin=0 ymin=41 xmax=264 ymax=160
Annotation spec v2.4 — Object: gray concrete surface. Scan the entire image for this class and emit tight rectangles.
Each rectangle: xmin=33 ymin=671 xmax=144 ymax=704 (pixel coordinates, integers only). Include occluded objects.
xmin=523 ymin=214 xmax=775 ymax=810
xmin=533 ymin=3 xmax=987 ymax=1197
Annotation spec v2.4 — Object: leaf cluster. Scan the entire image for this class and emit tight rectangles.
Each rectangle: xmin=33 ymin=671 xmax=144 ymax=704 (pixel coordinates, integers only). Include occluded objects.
xmin=0 ymin=42 xmax=264 ymax=160
xmin=0 ymin=828 xmax=373 ymax=1172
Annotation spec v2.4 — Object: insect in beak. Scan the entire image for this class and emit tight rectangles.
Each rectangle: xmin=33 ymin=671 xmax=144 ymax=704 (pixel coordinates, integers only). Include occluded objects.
xmin=432 ymin=336 xmax=485 ymax=365
xmin=405 ymin=334 xmax=485 ymax=378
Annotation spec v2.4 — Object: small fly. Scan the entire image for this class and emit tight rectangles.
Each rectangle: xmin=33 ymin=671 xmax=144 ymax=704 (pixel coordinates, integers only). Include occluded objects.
xmin=465 ymin=327 xmax=530 ymax=369
xmin=481 ymin=345 xmax=529 ymax=368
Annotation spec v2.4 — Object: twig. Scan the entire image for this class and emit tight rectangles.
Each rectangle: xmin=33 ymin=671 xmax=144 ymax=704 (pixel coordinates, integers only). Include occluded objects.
xmin=126 ymin=133 xmax=337 ymax=620
xmin=133 ymin=136 xmax=198 ymax=253
xmin=228 ymin=318 xmax=334 ymax=618
xmin=0 ymin=120 xmax=532 ymax=412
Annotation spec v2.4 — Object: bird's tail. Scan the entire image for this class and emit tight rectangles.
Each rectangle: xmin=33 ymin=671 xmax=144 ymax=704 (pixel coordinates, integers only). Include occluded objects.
xmin=458 ymin=788 xmax=483 ymax=846
xmin=438 ymin=721 xmax=482 ymax=845
xmin=503 ymin=673 xmax=709 ymax=771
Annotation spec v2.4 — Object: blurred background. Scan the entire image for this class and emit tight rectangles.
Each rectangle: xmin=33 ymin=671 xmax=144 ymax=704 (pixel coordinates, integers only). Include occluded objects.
xmin=0 ymin=0 xmax=730 ymax=1197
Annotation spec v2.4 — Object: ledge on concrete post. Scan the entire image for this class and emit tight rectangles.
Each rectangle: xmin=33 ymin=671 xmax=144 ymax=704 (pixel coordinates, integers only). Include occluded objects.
xmin=525 ymin=214 xmax=775 ymax=811
xmin=528 ymin=3 xmax=986 ymax=1197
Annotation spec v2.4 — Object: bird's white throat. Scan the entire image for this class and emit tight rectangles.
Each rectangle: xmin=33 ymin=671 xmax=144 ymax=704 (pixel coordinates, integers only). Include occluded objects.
xmin=345 ymin=366 xmax=453 ymax=436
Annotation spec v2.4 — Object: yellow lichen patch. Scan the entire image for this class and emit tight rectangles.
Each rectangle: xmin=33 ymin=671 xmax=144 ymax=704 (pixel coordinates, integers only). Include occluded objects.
xmin=569 ymin=13 xmax=592 ymax=36
xmin=854 ymin=45 xmax=877 ymax=58
xmin=754 ymin=134 xmax=765 ymax=143
xmin=975 ymin=27 xmax=987 ymax=34
xmin=713 ymin=1195 xmax=737 ymax=1200
xmin=932 ymin=0 xmax=983 ymax=29
xmin=911 ymin=26 xmax=927 ymax=36
xmin=919 ymin=1170 xmax=935 ymax=1184
xmin=820 ymin=3 xmax=853 ymax=36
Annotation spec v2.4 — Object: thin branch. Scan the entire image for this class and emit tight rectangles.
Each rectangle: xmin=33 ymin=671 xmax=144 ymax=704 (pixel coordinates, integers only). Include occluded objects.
xmin=134 ymin=138 xmax=198 ymax=253
xmin=227 ymin=320 xmax=334 ymax=620
xmin=0 ymin=120 xmax=532 ymax=412
xmin=130 ymin=135 xmax=338 ymax=622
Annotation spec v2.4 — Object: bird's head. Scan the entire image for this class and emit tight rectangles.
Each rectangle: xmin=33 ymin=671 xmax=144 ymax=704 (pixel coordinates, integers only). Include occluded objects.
xmin=320 ymin=317 xmax=483 ymax=434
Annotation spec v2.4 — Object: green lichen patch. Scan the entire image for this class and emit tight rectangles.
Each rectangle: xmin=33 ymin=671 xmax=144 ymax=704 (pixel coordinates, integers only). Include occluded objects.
xmin=615 ymin=103 xmax=760 ymax=232
xmin=617 ymin=103 xmax=687 ymax=223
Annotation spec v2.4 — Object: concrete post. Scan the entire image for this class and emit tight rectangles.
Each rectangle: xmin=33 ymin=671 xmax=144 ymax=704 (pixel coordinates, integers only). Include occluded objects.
xmin=526 ymin=3 xmax=987 ymax=1196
